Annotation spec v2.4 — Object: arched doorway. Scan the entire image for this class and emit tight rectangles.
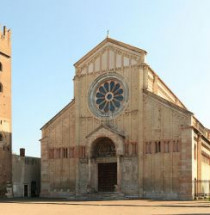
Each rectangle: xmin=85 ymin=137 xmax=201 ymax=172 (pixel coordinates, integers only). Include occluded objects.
xmin=92 ymin=137 xmax=117 ymax=192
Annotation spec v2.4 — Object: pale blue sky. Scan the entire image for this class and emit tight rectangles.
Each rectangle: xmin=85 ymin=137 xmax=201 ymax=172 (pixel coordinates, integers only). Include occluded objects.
xmin=1 ymin=0 xmax=210 ymax=157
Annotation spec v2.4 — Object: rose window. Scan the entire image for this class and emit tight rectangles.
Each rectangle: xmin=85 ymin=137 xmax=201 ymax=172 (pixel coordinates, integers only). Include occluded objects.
xmin=95 ymin=81 xmax=124 ymax=113
xmin=88 ymin=73 xmax=128 ymax=118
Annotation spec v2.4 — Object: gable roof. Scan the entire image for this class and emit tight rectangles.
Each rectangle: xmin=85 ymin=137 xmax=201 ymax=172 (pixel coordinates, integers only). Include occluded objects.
xmin=147 ymin=65 xmax=187 ymax=110
xmin=86 ymin=123 xmax=125 ymax=139
xmin=143 ymin=89 xmax=193 ymax=116
xmin=74 ymin=37 xmax=147 ymax=67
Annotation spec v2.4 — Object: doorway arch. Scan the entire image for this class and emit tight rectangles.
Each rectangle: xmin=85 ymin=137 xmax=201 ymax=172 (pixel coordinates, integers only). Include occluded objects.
xmin=92 ymin=137 xmax=116 ymax=158
xmin=91 ymin=137 xmax=117 ymax=192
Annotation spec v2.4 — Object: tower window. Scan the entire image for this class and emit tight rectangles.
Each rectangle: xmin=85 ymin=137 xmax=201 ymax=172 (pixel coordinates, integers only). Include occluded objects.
xmin=0 ymin=133 xmax=3 ymax=141
xmin=0 ymin=62 xmax=2 ymax=71
xmin=0 ymin=83 xmax=3 ymax=92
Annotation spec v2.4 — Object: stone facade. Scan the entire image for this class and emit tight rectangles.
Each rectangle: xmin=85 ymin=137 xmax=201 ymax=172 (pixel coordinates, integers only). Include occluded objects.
xmin=40 ymin=38 xmax=210 ymax=200
xmin=0 ymin=26 xmax=12 ymax=197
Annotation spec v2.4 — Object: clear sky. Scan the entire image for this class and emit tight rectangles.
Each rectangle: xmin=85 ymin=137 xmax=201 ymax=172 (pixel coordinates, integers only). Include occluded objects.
xmin=1 ymin=0 xmax=210 ymax=157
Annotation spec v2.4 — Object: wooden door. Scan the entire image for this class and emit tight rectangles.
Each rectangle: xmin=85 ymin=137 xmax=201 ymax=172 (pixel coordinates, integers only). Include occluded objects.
xmin=98 ymin=163 xmax=117 ymax=192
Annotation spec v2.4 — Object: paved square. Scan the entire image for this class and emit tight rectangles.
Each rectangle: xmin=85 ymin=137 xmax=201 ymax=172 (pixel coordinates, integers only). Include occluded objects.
xmin=0 ymin=199 xmax=209 ymax=215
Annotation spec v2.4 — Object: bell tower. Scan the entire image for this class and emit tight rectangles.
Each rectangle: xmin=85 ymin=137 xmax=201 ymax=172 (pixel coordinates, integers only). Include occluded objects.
xmin=0 ymin=26 xmax=12 ymax=196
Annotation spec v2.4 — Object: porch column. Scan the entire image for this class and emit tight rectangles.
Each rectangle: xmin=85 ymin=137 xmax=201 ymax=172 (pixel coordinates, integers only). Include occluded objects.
xmin=117 ymin=155 xmax=121 ymax=191
xmin=88 ymin=156 xmax=91 ymax=185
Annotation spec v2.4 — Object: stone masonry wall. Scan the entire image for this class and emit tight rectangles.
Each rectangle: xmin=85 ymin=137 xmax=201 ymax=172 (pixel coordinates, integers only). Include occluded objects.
xmin=0 ymin=26 xmax=12 ymax=197
xmin=143 ymin=93 xmax=192 ymax=199
xmin=40 ymin=102 xmax=76 ymax=197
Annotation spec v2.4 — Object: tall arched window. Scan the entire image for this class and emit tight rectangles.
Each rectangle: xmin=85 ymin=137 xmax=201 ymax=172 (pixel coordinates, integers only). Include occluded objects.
xmin=0 ymin=62 xmax=2 ymax=71
xmin=0 ymin=83 xmax=3 ymax=92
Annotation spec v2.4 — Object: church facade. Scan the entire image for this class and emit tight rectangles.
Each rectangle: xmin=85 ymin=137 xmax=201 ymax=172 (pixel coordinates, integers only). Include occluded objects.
xmin=0 ymin=26 xmax=12 ymax=197
xmin=40 ymin=38 xmax=210 ymax=200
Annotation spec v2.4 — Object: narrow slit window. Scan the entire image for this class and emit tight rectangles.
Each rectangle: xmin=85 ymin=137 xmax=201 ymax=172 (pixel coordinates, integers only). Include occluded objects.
xmin=0 ymin=83 xmax=3 ymax=92
xmin=0 ymin=133 xmax=3 ymax=141
xmin=63 ymin=148 xmax=68 ymax=158
xmin=155 ymin=141 xmax=161 ymax=153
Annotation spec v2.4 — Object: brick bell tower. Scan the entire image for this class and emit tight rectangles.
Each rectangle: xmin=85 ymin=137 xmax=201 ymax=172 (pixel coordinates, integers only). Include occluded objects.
xmin=0 ymin=26 xmax=12 ymax=197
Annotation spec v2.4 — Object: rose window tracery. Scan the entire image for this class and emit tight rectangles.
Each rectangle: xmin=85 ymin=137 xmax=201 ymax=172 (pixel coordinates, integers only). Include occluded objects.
xmin=88 ymin=73 xmax=128 ymax=118
xmin=95 ymin=81 xmax=124 ymax=113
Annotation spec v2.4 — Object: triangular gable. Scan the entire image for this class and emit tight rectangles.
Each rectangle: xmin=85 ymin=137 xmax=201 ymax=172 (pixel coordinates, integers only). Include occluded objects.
xmin=74 ymin=37 xmax=147 ymax=75
xmin=86 ymin=123 xmax=125 ymax=139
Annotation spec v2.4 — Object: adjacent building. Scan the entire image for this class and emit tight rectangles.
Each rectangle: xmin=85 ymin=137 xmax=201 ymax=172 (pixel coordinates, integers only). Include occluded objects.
xmin=12 ymin=148 xmax=40 ymax=197
xmin=40 ymin=38 xmax=210 ymax=200
xmin=0 ymin=26 xmax=12 ymax=197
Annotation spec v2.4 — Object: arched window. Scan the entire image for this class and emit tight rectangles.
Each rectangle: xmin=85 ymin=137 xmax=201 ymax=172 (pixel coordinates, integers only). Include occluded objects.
xmin=0 ymin=83 xmax=3 ymax=92
xmin=0 ymin=62 xmax=2 ymax=71
xmin=0 ymin=133 xmax=3 ymax=141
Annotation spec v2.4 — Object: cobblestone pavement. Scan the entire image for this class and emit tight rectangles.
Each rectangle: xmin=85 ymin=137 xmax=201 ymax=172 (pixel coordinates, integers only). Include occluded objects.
xmin=0 ymin=199 xmax=209 ymax=215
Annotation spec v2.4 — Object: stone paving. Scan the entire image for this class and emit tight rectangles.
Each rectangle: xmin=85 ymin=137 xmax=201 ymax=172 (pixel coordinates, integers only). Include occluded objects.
xmin=0 ymin=199 xmax=209 ymax=215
